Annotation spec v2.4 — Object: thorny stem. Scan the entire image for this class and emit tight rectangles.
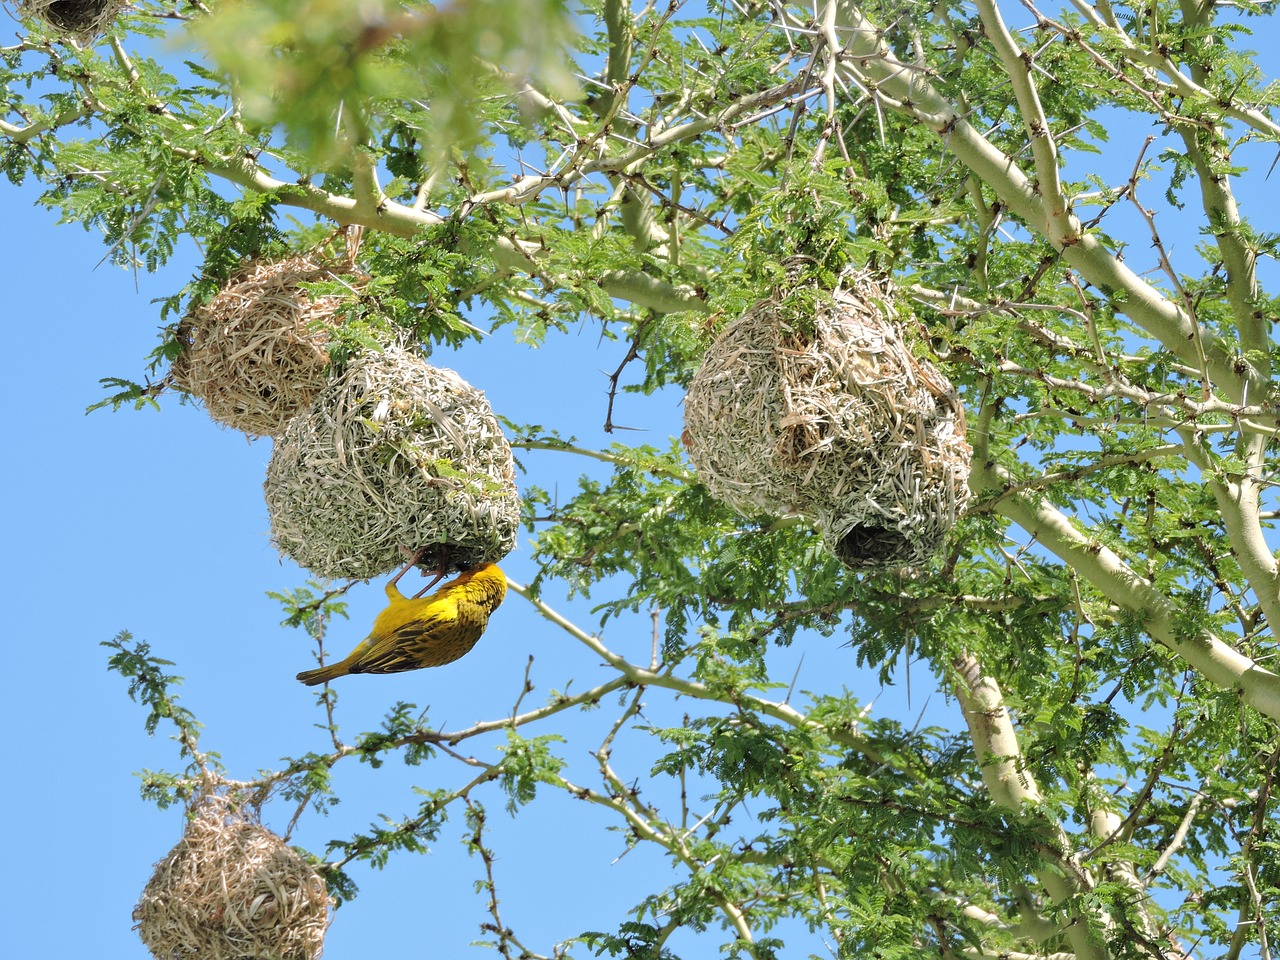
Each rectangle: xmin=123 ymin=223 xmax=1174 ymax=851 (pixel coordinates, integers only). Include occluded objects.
xmin=466 ymin=798 xmax=551 ymax=960
xmin=603 ymin=316 xmax=651 ymax=433
xmin=291 ymin=579 xmax=360 ymax=621
xmin=978 ymin=458 xmax=1280 ymax=723
xmin=972 ymin=0 xmax=1072 ymax=248
xmin=332 ymin=766 xmax=497 ymax=870
xmin=318 ymin=614 xmax=342 ymax=753
xmin=826 ymin=1 xmax=1267 ymax=408
xmin=558 ymin=769 xmax=758 ymax=945
xmin=508 ymin=437 xmax=693 ymax=480
xmin=505 ymin=578 xmax=889 ymax=766
xmin=239 ymin=673 xmax=633 ymax=803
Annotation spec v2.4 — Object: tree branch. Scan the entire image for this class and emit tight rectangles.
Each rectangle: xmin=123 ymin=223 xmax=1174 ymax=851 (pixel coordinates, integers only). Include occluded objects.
xmin=972 ymin=0 xmax=1072 ymax=248
xmin=951 ymin=652 xmax=1108 ymax=960
xmin=826 ymin=0 xmax=1264 ymax=406
xmin=977 ymin=458 xmax=1280 ymax=722
xmin=505 ymin=578 xmax=890 ymax=766
xmin=1056 ymin=0 xmax=1280 ymax=142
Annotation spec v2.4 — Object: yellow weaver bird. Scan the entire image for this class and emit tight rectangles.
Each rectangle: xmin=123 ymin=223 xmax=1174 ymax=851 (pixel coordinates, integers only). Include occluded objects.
xmin=296 ymin=561 xmax=507 ymax=686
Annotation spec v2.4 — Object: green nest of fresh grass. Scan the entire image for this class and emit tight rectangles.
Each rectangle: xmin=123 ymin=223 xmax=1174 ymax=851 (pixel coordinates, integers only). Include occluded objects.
xmin=264 ymin=345 xmax=521 ymax=580
xmin=172 ymin=256 xmax=357 ymax=438
xmin=17 ymin=0 xmax=125 ymax=36
xmin=683 ymin=272 xmax=971 ymax=570
xmin=134 ymin=797 xmax=330 ymax=960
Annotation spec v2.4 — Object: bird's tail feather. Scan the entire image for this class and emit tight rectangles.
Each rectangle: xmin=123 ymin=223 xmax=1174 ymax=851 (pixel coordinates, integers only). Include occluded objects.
xmin=297 ymin=664 xmax=344 ymax=686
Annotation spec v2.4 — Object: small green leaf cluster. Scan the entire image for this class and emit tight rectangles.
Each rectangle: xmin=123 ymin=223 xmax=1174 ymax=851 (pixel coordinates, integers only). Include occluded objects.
xmin=189 ymin=0 xmax=576 ymax=164
xmin=497 ymin=730 xmax=568 ymax=814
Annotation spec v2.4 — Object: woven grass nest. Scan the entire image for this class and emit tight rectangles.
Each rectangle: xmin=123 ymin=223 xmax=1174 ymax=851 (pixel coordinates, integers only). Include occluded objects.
xmin=17 ymin=0 xmax=125 ymax=35
xmin=265 ymin=345 xmax=521 ymax=580
xmin=172 ymin=255 xmax=356 ymax=438
xmin=134 ymin=797 xmax=330 ymax=960
xmin=683 ymin=274 xmax=971 ymax=570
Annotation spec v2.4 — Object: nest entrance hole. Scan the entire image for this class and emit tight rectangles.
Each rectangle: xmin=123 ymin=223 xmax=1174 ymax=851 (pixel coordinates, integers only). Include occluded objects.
xmin=402 ymin=542 xmax=489 ymax=577
xmin=19 ymin=0 xmax=122 ymax=34
xmin=829 ymin=523 xmax=916 ymax=569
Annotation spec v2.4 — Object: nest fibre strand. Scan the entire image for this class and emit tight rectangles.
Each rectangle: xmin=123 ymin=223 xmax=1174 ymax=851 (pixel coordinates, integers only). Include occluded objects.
xmin=172 ymin=255 xmax=352 ymax=438
xmin=17 ymin=0 xmax=125 ymax=36
xmin=683 ymin=273 xmax=971 ymax=570
xmin=265 ymin=345 xmax=521 ymax=580
xmin=134 ymin=797 xmax=330 ymax=960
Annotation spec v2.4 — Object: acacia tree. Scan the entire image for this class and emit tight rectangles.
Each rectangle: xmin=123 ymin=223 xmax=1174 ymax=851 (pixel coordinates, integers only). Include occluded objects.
xmin=6 ymin=0 xmax=1280 ymax=957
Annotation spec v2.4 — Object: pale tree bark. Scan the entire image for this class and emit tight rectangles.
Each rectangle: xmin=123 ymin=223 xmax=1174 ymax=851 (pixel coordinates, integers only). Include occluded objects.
xmin=952 ymin=652 xmax=1109 ymax=960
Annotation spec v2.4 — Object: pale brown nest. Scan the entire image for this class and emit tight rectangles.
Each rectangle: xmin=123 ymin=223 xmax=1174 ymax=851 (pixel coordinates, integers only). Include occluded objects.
xmin=171 ymin=256 xmax=355 ymax=438
xmin=17 ymin=0 xmax=125 ymax=36
xmin=264 ymin=345 xmax=521 ymax=580
xmin=683 ymin=273 xmax=971 ymax=570
xmin=134 ymin=797 xmax=330 ymax=960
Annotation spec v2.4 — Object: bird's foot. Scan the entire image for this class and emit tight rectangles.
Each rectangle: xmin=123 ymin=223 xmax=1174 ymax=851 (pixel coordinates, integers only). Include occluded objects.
xmin=389 ymin=546 xmax=430 ymax=588
xmin=411 ymin=545 xmax=451 ymax=597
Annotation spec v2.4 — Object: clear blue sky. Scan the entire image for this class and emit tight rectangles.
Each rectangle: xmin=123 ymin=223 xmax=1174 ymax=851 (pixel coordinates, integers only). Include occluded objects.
xmin=5 ymin=10 xmax=1280 ymax=959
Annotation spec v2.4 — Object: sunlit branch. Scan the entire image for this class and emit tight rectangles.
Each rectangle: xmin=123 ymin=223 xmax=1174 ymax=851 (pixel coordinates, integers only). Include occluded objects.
xmin=1146 ymin=775 xmax=1214 ymax=882
xmin=972 ymin=0 xmax=1071 ymax=247
xmin=977 ymin=458 xmax=1280 ymax=722
xmin=1229 ymin=741 xmax=1280 ymax=960
xmin=958 ymin=950 xmax=1078 ymax=960
xmin=925 ymin=892 xmax=1069 ymax=948
xmin=824 ymin=0 xmax=1265 ymax=408
xmin=177 ymin=149 xmax=706 ymax=313
xmin=969 ymin=445 xmax=1184 ymax=513
xmin=1081 ymin=777 xmax=1158 ymax=944
xmin=951 ymin=653 xmax=1107 ymax=960
xmin=1057 ymin=0 xmax=1280 ymax=142
xmin=1164 ymin=35 xmax=1280 ymax=634
xmin=0 ymin=98 xmax=94 ymax=144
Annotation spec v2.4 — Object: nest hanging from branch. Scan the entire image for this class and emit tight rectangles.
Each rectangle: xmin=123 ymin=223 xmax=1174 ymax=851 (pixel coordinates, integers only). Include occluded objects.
xmin=171 ymin=256 xmax=356 ymax=438
xmin=683 ymin=273 xmax=971 ymax=570
xmin=264 ymin=345 xmax=521 ymax=580
xmin=134 ymin=796 xmax=330 ymax=960
xmin=17 ymin=0 xmax=125 ymax=35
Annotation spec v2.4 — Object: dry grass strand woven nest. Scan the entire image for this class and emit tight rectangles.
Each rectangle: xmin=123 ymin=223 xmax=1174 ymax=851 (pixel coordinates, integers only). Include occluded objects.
xmin=809 ymin=407 xmax=972 ymax=570
xmin=683 ymin=273 xmax=971 ymax=569
xmin=17 ymin=0 xmax=125 ymax=35
xmin=134 ymin=796 xmax=330 ymax=960
xmin=171 ymin=255 xmax=354 ymax=437
xmin=264 ymin=345 xmax=521 ymax=580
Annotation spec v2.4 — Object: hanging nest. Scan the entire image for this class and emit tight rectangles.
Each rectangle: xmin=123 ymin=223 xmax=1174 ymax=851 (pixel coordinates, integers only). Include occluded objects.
xmin=171 ymin=255 xmax=357 ymax=438
xmin=264 ymin=345 xmax=521 ymax=580
xmin=134 ymin=796 xmax=330 ymax=960
xmin=16 ymin=0 xmax=125 ymax=36
xmin=683 ymin=273 xmax=971 ymax=570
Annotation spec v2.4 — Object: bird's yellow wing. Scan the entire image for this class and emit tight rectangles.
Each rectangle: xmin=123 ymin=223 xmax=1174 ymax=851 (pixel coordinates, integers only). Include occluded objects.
xmin=351 ymin=607 xmax=451 ymax=674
